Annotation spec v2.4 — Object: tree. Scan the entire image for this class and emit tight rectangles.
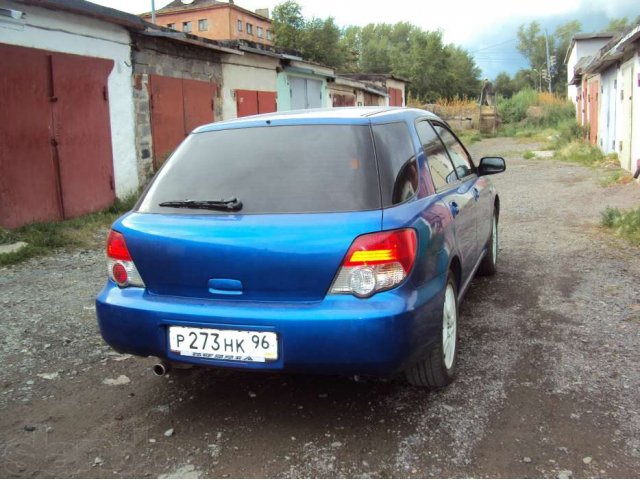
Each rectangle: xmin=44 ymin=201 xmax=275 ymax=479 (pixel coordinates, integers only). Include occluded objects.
xmin=271 ymin=0 xmax=305 ymax=52
xmin=494 ymin=72 xmax=516 ymax=98
xmin=516 ymin=20 xmax=581 ymax=93
xmin=606 ymin=16 xmax=640 ymax=32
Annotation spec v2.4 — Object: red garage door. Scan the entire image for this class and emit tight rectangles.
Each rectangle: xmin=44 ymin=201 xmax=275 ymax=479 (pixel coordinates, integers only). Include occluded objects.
xmin=389 ymin=87 xmax=403 ymax=107
xmin=236 ymin=89 xmax=277 ymax=117
xmin=0 ymin=43 xmax=114 ymax=229
xmin=149 ymin=75 xmax=216 ymax=169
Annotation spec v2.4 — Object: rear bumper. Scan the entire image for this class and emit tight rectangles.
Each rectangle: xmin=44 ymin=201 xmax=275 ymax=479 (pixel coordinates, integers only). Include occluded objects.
xmin=95 ymin=275 xmax=445 ymax=376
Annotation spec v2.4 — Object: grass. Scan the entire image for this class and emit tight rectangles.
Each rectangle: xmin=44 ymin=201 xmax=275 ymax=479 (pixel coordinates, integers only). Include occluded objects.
xmin=457 ymin=129 xmax=482 ymax=145
xmin=601 ymin=206 xmax=640 ymax=246
xmin=0 ymin=192 xmax=139 ymax=267
xmin=523 ymin=151 xmax=535 ymax=159
xmin=599 ymin=169 xmax=635 ymax=187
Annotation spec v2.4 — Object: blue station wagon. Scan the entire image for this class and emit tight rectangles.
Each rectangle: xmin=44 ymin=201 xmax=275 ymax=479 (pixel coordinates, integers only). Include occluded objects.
xmin=96 ymin=107 xmax=505 ymax=388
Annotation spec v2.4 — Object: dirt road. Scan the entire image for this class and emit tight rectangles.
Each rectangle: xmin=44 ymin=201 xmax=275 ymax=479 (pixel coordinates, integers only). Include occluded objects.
xmin=1 ymin=137 xmax=639 ymax=478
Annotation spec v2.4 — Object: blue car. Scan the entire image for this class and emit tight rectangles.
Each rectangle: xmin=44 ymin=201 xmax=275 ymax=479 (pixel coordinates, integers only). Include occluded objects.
xmin=96 ymin=107 xmax=505 ymax=388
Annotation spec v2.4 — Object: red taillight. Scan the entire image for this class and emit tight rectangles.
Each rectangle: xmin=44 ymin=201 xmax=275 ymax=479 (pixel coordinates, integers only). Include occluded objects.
xmin=107 ymin=230 xmax=132 ymax=261
xmin=330 ymin=229 xmax=417 ymax=298
xmin=112 ymin=262 xmax=128 ymax=285
xmin=106 ymin=230 xmax=144 ymax=288
xmin=343 ymin=229 xmax=417 ymax=273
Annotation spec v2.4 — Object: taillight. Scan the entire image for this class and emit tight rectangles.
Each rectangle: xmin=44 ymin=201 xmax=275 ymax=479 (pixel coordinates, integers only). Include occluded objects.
xmin=330 ymin=229 xmax=417 ymax=298
xmin=106 ymin=230 xmax=145 ymax=288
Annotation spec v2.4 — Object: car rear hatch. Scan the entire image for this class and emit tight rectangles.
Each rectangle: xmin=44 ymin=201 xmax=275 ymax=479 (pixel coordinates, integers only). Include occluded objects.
xmin=121 ymin=123 xmax=383 ymax=302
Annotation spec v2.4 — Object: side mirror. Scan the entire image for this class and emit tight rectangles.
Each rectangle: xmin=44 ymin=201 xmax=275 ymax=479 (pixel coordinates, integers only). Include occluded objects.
xmin=478 ymin=157 xmax=506 ymax=176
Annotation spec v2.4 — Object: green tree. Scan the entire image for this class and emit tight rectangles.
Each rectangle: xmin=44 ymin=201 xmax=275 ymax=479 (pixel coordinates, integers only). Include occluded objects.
xmin=517 ymin=20 xmax=582 ymax=93
xmin=607 ymin=15 xmax=640 ymax=32
xmin=494 ymin=72 xmax=516 ymax=98
xmin=271 ymin=0 xmax=305 ymax=52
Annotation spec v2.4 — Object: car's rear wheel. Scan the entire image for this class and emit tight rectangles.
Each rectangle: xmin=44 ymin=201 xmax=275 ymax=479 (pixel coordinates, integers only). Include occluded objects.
xmin=405 ymin=272 xmax=458 ymax=388
xmin=478 ymin=211 xmax=498 ymax=276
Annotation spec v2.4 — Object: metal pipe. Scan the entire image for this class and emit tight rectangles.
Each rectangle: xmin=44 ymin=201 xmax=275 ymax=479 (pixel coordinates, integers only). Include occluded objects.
xmin=152 ymin=361 xmax=171 ymax=376
xmin=151 ymin=0 xmax=156 ymax=24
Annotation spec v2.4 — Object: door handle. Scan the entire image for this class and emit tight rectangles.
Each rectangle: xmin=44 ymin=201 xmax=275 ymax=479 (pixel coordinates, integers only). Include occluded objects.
xmin=472 ymin=187 xmax=480 ymax=201
xmin=449 ymin=201 xmax=460 ymax=217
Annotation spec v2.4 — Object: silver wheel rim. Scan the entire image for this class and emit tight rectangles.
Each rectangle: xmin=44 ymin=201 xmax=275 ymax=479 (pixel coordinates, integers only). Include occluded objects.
xmin=442 ymin=283 xmax=457 ymax=370
xmin=492 ymin=217 xmax=498 ymax=261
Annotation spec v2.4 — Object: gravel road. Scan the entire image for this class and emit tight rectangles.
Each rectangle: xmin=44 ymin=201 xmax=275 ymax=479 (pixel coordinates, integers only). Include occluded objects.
xmin=1 ymin=137 xmax=639 ymax=478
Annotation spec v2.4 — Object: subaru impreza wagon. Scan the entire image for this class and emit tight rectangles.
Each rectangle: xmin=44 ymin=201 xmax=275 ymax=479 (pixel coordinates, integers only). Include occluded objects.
xmin=96 ymin=107 xmax=505 ymax=388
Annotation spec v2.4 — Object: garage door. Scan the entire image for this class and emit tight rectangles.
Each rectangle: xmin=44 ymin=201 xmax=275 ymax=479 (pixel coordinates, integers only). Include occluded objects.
xmin=149 ymin=75 xmax=217 ymax=169
xmin=0 ymin=43 xmax=114 ymax=229
xmin=289 ymin=77 xmax=323 ymax=110
xmin=236 ymin=89 xmax=277 ymax=117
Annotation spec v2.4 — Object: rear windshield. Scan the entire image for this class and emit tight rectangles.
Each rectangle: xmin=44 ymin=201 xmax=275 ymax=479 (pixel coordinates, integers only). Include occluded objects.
xmin=138 ymin=125 xmax=381 ymax=215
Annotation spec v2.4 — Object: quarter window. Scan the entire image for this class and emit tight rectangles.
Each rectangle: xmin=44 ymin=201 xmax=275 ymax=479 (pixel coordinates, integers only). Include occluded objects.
xmin=372 ymin=122 xmax=418 ymax=206
xmin=416 ymin=121 xmax=456 ymax=191
xmin=432 ymin=123 xmax=475 ymax=179
xmin=198 ymin=19 xmax=208 ymax=31
xmin=182 ymin=21 xmax=192 ymax=33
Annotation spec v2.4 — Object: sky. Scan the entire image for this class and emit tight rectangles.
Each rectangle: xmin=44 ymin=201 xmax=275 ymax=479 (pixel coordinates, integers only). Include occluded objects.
xmin=89 ymin=0 xmax=639 ymax=78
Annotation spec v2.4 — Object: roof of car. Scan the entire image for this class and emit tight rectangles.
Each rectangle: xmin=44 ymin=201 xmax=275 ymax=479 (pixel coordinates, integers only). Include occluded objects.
xmin=195 ymin=107 xmax=440 ymax=133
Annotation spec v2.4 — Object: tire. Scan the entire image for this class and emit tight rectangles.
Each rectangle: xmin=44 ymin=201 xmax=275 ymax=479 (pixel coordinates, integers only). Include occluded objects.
xmin=405 ymin=272 xmax=458 ymax=388
xmin=478 ymin=211 xmax=498 ymax=276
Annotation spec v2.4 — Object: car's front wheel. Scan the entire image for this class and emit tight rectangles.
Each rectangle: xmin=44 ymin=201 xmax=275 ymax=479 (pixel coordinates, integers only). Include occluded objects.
xmin=405 ymin=272 xmax=458 ymax=388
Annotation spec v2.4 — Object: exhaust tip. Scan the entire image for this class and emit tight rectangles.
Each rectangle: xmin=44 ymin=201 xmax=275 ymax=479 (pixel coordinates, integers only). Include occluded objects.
xmin=152 ymin=362 xmax=171 ymax=376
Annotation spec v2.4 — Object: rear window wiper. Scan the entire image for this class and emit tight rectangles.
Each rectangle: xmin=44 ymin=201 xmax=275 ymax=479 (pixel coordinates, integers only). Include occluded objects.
xmin=158 ymin=198 xmax=243 ymax=212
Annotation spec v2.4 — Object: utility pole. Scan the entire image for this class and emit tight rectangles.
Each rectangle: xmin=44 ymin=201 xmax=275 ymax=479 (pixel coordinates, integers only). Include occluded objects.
xmin=151 ymin=0 xmax=156 ymax=24
xmin=545 ymin=29 xmax=552 ymax=93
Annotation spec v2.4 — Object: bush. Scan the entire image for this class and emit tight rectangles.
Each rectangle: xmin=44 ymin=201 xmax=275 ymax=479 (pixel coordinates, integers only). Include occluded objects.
xmin=498 ymin=88 xmax=576 ymax=130
xmin=601 ymin=207 xmax=640 ymax=246
xmin=497 ymin=88 xmax=538 ymax=124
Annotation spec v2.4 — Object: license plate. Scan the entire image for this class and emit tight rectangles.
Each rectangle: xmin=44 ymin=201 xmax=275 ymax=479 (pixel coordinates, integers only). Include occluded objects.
xmin=168 ymin=326 xmax=278 ymax=362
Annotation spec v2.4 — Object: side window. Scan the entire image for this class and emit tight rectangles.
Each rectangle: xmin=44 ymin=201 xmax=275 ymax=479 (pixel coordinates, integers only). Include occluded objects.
xmin=415 ymin=121 xmax=456 ymax=191
xmin=432 ymin=123 xmax=475 ymax=179
xmin=372 ymin=122 xmax=418 ymax=206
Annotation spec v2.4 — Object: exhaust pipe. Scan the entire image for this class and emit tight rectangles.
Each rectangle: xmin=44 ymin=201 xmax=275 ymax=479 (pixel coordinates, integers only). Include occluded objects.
xmin=152 ymin=361 xmax=172 ymax=376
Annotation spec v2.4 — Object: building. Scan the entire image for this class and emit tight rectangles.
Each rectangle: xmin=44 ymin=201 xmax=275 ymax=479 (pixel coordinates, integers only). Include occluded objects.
xmin=277 ymin=58 xmax=335 ymax=111
xmin=0 ymin=0 xmax=141 ymax=228
xmin=339 ymin=73 xmax=409 ymax=107
xmin=565 ymin=32 xmax=615 ymax=111
xmin=568 ymin=25 xmax=640 ymax=175
xmin=328 ymin=76 xmax=387 ymax=107
xmin=141 ymin=0 xmax=273 ymax=46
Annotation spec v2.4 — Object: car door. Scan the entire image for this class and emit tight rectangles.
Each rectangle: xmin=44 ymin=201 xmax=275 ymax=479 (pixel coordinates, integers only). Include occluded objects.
xmin=432 ymin=123 xmax=493 ymax=256
xmin=415 ymin=120 xmax=477 ymax=281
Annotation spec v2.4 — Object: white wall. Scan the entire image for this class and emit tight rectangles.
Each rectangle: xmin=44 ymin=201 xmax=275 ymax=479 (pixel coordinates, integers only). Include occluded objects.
xmin=0 ymin=0 xmax=138 ymax=196
xmin=220 ymin=53 xmax=279 ymax=120
xmin=567 ymin=38 xmax=611 ymax=106
xmin=632 ymin=51 xmax=640 ymax=175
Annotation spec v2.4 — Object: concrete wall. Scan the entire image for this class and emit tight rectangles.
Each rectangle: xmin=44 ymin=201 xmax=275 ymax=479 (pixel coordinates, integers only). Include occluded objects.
xmin=567 ymin=38 xmax=611 ymax=106
xmin=130 ymin=34 xmax=223 ymax=180
xmin=220 ymin=52 xmax=279 ymax=120
xmin=633 ymin=51 xmax=640 ymax=175
xmin=0 ymin=0 xmax=138 ymax=197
